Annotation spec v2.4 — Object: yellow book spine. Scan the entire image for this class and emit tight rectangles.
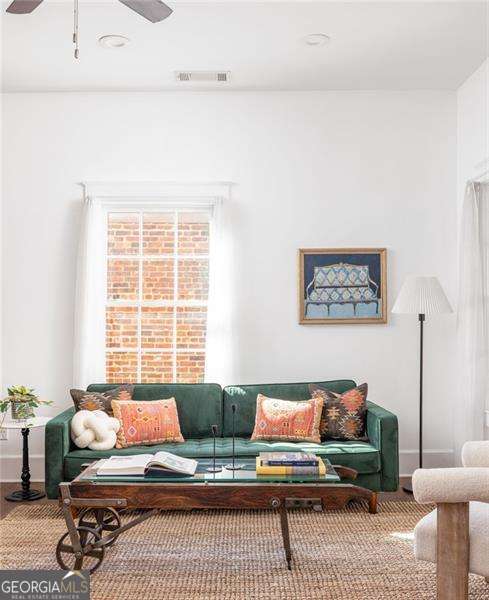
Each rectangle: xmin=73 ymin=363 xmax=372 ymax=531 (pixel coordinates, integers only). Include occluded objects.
xmin=255 ymin=457 xmax=326 ymax=475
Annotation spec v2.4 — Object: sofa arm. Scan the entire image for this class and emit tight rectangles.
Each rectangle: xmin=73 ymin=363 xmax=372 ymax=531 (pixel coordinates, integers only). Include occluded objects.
xmin=45 ymin=407 xmax=74 ymax=499
xmin=366 ymin=401 xmax=399 ymax=491
xmin=413 ymin=467 xmax=489 ymax=504
xmin=462 ymin=441 xmax=489 ymax=467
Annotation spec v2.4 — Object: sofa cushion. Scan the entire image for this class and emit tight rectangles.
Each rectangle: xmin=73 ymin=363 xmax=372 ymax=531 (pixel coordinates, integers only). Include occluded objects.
xmin=236 ymin=439 xmax=380 ymax=473
xmin=64 ymin=437 xmax=380 ymax=480
xmin=223 ymin=380 xmax=357 ymax=437
xmin=87 ymin=384 xmax=222 ymax=439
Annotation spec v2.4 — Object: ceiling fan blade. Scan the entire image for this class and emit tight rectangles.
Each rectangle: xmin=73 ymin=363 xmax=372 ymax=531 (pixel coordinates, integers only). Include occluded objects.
xmin=6 ymin=0 xmax=44 ymax=13
xmin=118 ymin=0 xmax=172 ymax=23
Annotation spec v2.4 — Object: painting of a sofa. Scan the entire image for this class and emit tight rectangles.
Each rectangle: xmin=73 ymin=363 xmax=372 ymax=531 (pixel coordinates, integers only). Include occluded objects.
xmin=299 ymin=248 xmax=387 ymax=324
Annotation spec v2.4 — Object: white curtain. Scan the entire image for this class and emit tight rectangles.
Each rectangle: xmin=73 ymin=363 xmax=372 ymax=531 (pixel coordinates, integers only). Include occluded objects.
xmin=73 ymin=197 xmax=107 ymax=388
xmin=204 ymin=198 xmax=237 ymax=384
xmin=455 ymin=181 xmax=489 ymax=461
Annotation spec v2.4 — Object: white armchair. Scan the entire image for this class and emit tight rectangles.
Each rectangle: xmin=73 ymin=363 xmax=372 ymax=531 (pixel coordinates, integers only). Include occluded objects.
xmin=413 ymin=441 xmax=489 ymax=600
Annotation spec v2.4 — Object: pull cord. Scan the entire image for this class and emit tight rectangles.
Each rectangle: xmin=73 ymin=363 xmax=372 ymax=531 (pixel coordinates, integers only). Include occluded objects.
xmin=73 ymin=0 xmax=79 ymax=59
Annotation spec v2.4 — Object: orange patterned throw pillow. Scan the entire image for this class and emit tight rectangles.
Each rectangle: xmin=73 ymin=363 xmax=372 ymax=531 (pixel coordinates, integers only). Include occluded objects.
xmin=309 ymin=383 xmax=368 ymax=441
xmin=251 ymin=394 xmax=324 ymax=443
xmin=111 ymin=398 xmax=184 ymax=449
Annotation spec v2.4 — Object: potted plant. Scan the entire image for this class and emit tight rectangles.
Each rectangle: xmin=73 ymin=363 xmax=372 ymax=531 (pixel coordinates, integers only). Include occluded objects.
xmin=0 ymin=386 xmax=51 ymax=423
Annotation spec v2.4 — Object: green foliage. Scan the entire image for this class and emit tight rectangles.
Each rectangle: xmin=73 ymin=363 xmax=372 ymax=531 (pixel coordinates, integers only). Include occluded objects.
xmin=7 ymin=385 xmax=36 ymax=397
xmin=0 ymin=386 xmax=52 ymax=428
xmin=1 ymin=386 xmax=52 ymax=412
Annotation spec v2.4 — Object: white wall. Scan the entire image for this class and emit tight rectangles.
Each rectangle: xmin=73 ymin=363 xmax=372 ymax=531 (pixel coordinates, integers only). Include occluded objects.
xmin=1 ymin=91 xmax=458 ymax=479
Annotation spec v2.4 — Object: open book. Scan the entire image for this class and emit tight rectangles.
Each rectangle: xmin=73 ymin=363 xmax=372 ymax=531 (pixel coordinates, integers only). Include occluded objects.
xmin=95 ymin=451 xmax=198 ymax=477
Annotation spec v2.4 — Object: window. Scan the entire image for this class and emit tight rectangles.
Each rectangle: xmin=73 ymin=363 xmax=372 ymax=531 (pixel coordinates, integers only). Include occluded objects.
xmin=105 ymin=209 xmax=210 ymax=384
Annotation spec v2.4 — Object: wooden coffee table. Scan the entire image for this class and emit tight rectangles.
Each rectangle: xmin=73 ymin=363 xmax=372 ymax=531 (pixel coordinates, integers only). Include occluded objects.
xmin=56 ymin=458 xmax=377 ymax=573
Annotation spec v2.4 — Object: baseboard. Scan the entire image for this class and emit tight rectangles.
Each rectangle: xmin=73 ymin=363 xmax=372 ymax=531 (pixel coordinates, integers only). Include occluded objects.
xmin=0 ymin=454 xmax=44 ymax=482
xmin=1 ymin=450 xmax=454 ymax=482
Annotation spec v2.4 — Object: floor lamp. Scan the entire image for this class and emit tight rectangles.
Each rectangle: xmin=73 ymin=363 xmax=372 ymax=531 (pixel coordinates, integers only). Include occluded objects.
xmin=392 ymin=276 xmax=453 ymax=493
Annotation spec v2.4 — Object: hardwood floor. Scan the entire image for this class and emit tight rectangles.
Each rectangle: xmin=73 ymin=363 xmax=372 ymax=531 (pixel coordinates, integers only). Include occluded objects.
xmin=0 ymin=478 xmax=414 ymax=520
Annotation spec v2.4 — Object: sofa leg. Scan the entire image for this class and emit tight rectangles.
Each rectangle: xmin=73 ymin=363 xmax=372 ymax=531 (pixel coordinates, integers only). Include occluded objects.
xmin=436 ymin=502 xmax=469 ymax=600
xmin=368 ymin=492 xmax=378 ymax=514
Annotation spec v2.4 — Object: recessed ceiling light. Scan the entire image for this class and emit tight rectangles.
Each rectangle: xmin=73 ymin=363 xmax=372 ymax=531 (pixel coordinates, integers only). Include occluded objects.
xmin=303 ymin=33 xmax=330 ymax=47
xmin=99 ymin=35 xmax=130 ymax=49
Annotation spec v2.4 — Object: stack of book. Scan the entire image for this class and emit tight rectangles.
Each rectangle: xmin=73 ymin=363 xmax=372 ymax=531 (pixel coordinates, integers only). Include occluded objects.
xmin=256 ymin=452 xmax=326 ymax=475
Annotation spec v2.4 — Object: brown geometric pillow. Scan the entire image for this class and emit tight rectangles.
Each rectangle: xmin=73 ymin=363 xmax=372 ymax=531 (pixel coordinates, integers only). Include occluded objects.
xmin=70 ymin=385 xmax=134 ymax=416
xmin=309 ymin=383 xmax=368 ymax=441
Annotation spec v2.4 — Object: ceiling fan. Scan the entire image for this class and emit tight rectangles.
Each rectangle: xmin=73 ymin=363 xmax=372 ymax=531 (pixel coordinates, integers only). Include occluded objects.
xmin=6 ymin=0 xmax=173 ymax=57
xmin=6 ymin=0 xmax=172 ymax=22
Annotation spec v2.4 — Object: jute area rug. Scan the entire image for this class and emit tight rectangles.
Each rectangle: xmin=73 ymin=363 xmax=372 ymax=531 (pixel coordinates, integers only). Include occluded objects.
xmin=1 ymin=501 xmax=488 ymax=600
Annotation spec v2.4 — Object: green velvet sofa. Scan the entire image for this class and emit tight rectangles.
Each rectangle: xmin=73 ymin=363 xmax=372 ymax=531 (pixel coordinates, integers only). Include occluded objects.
xmin=44 ymin=380 xmax=399 ymax=499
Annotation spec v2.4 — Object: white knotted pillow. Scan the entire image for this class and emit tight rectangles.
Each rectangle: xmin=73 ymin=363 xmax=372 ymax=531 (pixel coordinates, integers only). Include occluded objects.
xmin=71 ymin=410 xmax=121 ymax=451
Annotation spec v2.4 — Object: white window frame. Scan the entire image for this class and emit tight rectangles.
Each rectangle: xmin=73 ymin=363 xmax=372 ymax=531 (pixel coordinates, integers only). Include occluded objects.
xmin=82 ymin=181 xmax=232 ymax=383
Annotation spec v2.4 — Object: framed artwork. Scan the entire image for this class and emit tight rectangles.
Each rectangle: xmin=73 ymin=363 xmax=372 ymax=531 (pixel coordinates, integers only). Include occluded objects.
xmin=298 ymin=248 xmax=387 ymax=325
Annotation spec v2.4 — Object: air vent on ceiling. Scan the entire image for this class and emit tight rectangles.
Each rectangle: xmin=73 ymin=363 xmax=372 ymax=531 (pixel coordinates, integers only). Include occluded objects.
xmin=175 ymin=71 xmax=230 ymax=83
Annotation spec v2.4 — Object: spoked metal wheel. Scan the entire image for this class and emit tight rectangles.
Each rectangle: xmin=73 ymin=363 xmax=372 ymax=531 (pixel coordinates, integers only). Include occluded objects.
xmin=56 ymin=526 xmax=105 ymax=574
xmin=78 ymin=507 xmax=121 ymax=547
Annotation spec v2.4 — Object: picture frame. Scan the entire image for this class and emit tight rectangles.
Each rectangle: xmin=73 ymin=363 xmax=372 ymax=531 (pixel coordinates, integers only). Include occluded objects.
xmin=298 ymin=248 xmax=387 ymax=325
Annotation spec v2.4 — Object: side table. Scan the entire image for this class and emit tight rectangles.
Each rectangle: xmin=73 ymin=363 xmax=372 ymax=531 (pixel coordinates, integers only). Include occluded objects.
xmin=1 ymin=416 xmax=50 ymax=502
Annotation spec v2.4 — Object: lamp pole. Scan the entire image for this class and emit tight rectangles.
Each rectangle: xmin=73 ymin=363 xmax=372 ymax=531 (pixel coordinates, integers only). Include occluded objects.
xmin=418 ymin=313 xmax=424 ymax=471
xmin=403 ymin=312 xmax=425 ymax=494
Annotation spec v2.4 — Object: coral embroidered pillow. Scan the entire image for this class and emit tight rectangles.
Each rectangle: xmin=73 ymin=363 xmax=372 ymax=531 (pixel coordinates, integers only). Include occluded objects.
xmin=70 ymin=385 xmax=134 ymax=416
xmin=251 ymin=394 xmax=323 ymax=443
xmin=309 ymin=383 xmax=368 ymax=441
xmin=111 ymin=398 xmax=184 ymax=449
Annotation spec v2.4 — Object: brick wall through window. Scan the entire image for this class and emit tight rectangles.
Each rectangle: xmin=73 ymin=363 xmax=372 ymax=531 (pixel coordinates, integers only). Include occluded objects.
xmin=106 ymin=210 xmax=210 ymax=384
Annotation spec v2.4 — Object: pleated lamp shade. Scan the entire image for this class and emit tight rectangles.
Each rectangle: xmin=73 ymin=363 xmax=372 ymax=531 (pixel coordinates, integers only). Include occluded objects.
xmin=392 ymin=276 xmax=453 ymax=315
